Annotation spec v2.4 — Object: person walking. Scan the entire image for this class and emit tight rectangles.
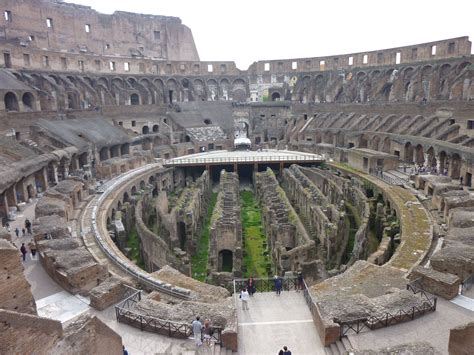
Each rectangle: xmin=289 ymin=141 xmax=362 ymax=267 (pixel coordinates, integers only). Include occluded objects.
xmin=20 ymin=243 xmax=27 ymax=261
xmin=15 ymin=227 xmax=19 ymax=238
xmin=25 ymin=219 xmax=32 ymax=234
xmin=191 ymin=316 xmax=203 ymax=346
xmin=297 ymin=271 xmax=304 ymax=292
xmin=247 ymin=276 xmax=255 ymax=296
xmin=28 ymin=241 xmax=37 ymax=259
xmin=203 ymin=318 xmax=213 ymax=347
xmin=22 ymin=228 xmax=26 ymax=237
xmin=240 ymin=287 xmax=249 ymax=310
xmin=275 ymin=276 xmax=282 ymax=296
xmin=282 ymin=345 xmax=292 ymax=355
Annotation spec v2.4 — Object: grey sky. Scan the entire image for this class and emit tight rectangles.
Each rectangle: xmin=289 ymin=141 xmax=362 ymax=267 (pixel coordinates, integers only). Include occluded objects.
xmin=65 ymin=0 xmax=474 ymax=70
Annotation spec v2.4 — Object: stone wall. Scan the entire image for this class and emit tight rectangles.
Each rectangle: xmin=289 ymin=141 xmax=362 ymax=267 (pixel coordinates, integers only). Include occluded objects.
xmin=255 ymin=168 xmax=316 ymax=274
xmin=409 ymin=266 xmax=460 ymax=300
xmin=89 ymin=277 xmax=130 ymax=311
xmin=448 ymin=322 xmax=474 ymax=355
xmin=0 ymin=309 xmax=63 ymax=354
xmin=0 ymin=240 xmax=37 ymax=314
xmin=209 ymin=171 xmax=242 ymax=276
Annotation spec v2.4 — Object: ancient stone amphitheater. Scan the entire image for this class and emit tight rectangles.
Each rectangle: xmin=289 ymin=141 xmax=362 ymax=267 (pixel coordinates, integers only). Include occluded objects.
xmin=0 ymin=1 xmax=473 ymax=354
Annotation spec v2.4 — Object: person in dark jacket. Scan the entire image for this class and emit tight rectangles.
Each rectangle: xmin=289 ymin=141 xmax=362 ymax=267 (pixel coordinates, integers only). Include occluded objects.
xmin=247 ymin=276 xmax=256 ymax=296
xmin=274 ymin=275 xmax=282 ymax=295
xmin=20 ymin=243 xmax=27 ymax=261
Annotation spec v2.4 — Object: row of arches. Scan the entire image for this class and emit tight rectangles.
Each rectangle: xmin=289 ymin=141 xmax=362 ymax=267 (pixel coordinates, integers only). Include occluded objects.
xmin=4 ymin=91 xmax=37 ymax=112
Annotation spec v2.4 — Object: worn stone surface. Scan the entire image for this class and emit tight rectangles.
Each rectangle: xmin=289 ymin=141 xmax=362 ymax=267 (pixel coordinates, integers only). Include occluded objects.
xmin=0 ymin=239 xmax=37 ymax=314
xmin=151 ymin=265 xmax=229 ymax=303
xmin=409 ymin=266 xmax=460 ymax=300
xmin=89 ymin=277 xmax=129 ymax=311
xmin=354 ymin=341 xmax=441 ymax=355
xmin=431 ymin=245 xmax=474 ymax=280
xmin=448 ymin=322 xmax=474 ymax=355
xmin=51 ymin=314 xmax=123 ymax=355
xmin=32 ymin=214 xmax=69 ymax=241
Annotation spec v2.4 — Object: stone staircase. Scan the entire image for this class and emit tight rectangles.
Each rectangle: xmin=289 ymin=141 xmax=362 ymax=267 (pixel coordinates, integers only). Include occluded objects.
xmin=324 ymin=337 xmax=353 ymax=355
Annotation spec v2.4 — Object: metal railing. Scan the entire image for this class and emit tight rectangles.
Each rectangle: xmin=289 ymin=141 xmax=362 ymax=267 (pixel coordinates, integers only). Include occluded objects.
xmin=336 ymin=280 xmax=437 ymax=338
xmin=233 ymin=276 xmax=300 ymax=293
xmin=461 ymin=274 xmax=474 ymax=295
xmin=115 ymin=288 xmax=222 ymax=344
xmin=164 ymin=154 xmax=323 ymax=166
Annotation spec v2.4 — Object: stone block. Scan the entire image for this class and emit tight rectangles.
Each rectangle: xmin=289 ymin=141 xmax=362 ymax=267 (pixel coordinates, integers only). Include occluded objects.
xmin=448 ymin=321 xmax=474 ymax=355
xmin=89 ymin=277 xmax=129 ymax=311
xmin=409 ymin=266 xmax=460 ymax=300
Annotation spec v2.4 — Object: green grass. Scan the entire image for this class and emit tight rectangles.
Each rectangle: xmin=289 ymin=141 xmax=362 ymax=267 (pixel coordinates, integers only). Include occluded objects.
xmin=127 ymin=226 xmax=146 ymax=269
xmin=191 ymin=192 xmax=218 ymax=281
xmin=240 ymin=191 xmax=272 ymax=278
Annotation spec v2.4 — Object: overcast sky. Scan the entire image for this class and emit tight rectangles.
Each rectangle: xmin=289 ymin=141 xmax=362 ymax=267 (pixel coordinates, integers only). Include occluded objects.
xmin=65 ymin=0 xmax=474 ymax=70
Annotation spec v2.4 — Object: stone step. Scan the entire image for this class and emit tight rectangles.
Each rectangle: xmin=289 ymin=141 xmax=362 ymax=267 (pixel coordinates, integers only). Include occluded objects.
xmin=341 ymin=337 xmax=353 ymax=351
xmin=330 ymin=343 xmax=340 ymax=354
xmin=335 ymin=340 xmax=346 ymax=354
xmin=324 ymin=345 xmax=334 ymax=355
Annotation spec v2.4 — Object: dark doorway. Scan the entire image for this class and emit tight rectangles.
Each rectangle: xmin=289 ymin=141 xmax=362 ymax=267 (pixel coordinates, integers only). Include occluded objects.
xmin=3 ymin=53 xmax=11 ymax=68
xmin=169 ymin=90 xmax=174 ymax=103
xmin=177 ymin=221 xmax=186 ymax=250
xmin=130 ymin=93 xmax=140 ymax=105
xmin=219 ymin=249 xmax=233 ymax=272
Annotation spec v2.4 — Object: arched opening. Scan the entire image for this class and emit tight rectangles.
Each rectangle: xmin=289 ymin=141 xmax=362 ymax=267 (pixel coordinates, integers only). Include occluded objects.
xmin=371 ymin=136 xmax=381 ymax=151
xmin=184 ymin=135 xmax=191 ymax=142
xmin=110 ymin=145 xmax=120 ymax=158
xmin=142 ymin=126 xmax=150 ymax=134
xmin=427 ymin=147 xmax=437 ymax=168
xmin=359 ymin=135 xmax=368 ymax=148
xmin=439 ymin=151 xmax=448 ymax=174
xmin=414 ymin=145 xmax=424 ymax=165
xmin=67 ymin=92 xmax=79 ymax=109
xmin=382 ymin=137 xmax=391 ymax=153
xmin=27 ymin=184 xmax=35 ymax=199
xmin=130 ymin=93 xmax=140 ymax=105
xmin=203 ymin=119 xmax=212 ymax=125
xmin=450 ymin=153 xmax=462 ymax=179
xmin=120 ymin=143 xmax=130 ymax=156
xmin=123 ymin=192 xmax=130 ymax=203
xmin=22 ymin=92 xmax=36 ymax=111
xmin=404 ymin=142 xmax=414 ymax=163
xmin=152 ymin=124 xmax=159 ymax=133
xmin=4 ymin=92 xmax=19 ymax=111
xmin=100 ymin=147 xmax=109 ymax=161
xmin=140 ymin=180 xmax=146 ymax=190
xmin=271 ymin=92 xmax=281 ymax=101
xmin=177 ymin=222 xmax=186 ymax=250
xmin=218 ymin=249 xmax=233 ymax=272
xmin=131 ymin=186 xmax=137 ymax=195
xmin=78 ymin=152 xmax=88 ymax=168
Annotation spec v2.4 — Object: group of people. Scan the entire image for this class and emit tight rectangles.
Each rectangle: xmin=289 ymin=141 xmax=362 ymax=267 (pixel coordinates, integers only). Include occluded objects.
xmin=191 ymin=316 xmax=214 ymax=347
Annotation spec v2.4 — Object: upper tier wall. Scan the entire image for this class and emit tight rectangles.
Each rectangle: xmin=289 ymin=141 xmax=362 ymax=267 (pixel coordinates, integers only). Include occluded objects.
xmin=0 ymin=0 xmax=199 ymax=61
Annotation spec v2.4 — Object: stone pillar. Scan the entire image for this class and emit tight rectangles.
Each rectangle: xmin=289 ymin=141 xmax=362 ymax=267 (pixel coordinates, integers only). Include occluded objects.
xmin=423 ymin=153 xmax=429 ymax=168
xmin=436 ymin=155 xmax=441 ymax=174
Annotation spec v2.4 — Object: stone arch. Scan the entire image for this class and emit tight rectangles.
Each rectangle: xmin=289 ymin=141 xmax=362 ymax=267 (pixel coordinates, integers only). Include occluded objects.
xmin=218 ymin=249 xmax=233 ymax=272
xmin=166 ymin=78 xmax=178 ymax=103
xmin=99 ymin=147 xmax=109 ymax=161
xmin=130 ymin=93 xmax=140 ymax=105
xmin=219 ymin=78 xmax=231 ymax=100
xmin=439 ymin=150 xmax=448 ymax=173
xmin=323 ymin=131 xmax=334 ymax=144
xmin=450 ymin=153 xmax=462 ymax=179
xmin=120 ymin=143 xmax=130 ymax=156
xmin=152 ymin=124 xmax=159 ymax=133
xmin=232 ymin=78 xmax=247 ymax=101
xmin=414 ymin=144 xmax=424 ymax=165
xmin=314 ymin=75 xmax=325 ymax=102
xmin=404 ymin=142 xmax=414 ymax=163
xmin=371 ymin=135 xmax=381 ymax=151
xmin=358 ymin=134 xmax=369 ymax=148
xmin=123 ymin=192 xmax=130 ymax=203
xmin=193 ymin=79 xmax=206 ymax=101
xmin=4 ymin=92 xmax=19 ymax=111
xmin=426 ymin=147 xmax=437 ymax=168
xmin=131 ymin=186 xmax=137 ymax=195
xmin=207 ymin=79 xmax=218 ymax=101
xmin=142 ymin=126 xmax=150 ymax=134
xmin=22 ymin=92 xmax=36 ymax=111
xmin=67 ymin=92 xmax=80 ymax=109
xmin=382 ymin=137 xmax=391 ymax=153
xmin=271 ymin=92 xmax=281 ymax=101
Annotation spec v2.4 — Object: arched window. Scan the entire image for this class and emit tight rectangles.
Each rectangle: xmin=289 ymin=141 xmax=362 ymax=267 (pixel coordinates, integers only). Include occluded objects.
xmin=4 ymin=92 xmax=19 ymax=111
xmin=130 ymin=93 xmax=140 ymax=105
xmin=22 ymin=92 xmax=36 ymax=111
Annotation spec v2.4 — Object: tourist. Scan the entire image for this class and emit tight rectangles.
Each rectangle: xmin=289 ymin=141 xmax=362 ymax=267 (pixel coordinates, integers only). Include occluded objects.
xmin=460 ymin=176 xmax=463 ymax=185
xmin=122 ymin=345 xmax=128 ymax=355
xmin=240 ymin=287 xmax=249 ymax=310
xmin=203 ymin=318 xmax=213 ymax=346
xmin=25 ymin=219 xmax=32 ymax=234
xmin=15 ymin=227 xmax=19 ymax=238
xmin=282 ymin=345 xmax=292 ymax=355
xmin=28 ymin=241 xmax=37 ymax=259
xmin=247 ymin=276 xmax=256 ymax=296
xmin=297 ymin=271 xmax=304 ymax=292
xmin=278 ymin=350 xmax=284 ymax=355
xmin=192 ymin=316 xmax=203 ymax=346
xmin=22 ymin=228 xmax=26 ymax=237
xmin=274 ymin=275 xmax=282 ymax=296
xmin=5 ymin=222 xmax=10 ymax=232
xmin=20 ymin=243 xmax=27 ymax=261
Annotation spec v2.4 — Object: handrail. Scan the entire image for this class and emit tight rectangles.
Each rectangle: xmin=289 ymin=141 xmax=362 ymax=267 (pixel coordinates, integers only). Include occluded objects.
xmin=115 ymin=288 xmax=223 ymax=344
xmin=336 ymin=280 xmax=437 ymax=338
xmin=164 ymin=154 xmax=323 ymax=165
xmin=233 ymin=276 xmax=299 ymax=293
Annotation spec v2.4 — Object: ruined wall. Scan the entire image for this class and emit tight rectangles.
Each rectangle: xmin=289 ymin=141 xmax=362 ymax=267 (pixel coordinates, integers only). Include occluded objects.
xmin=255 ymin=168 xmax=316 ymax=274
xmin=0 ymin=0 xmax=199 ymax=61
xmin=0 ymin=240 xmax=37 ymax=314
xmin=209 ymin=171 xmax=242 ymax=276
